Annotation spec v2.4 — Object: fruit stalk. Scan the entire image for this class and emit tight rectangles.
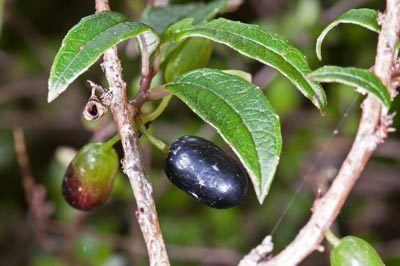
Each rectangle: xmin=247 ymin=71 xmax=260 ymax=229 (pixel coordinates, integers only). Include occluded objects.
xmin=137 ymin=120 xmax=169 ymax=153
xmin=94 ymin=0 xmax=170 ymax=265
xmin=104 ymin=134 xmax=120 ymax=150
xmin=142 ymin=94 xmax=172 ymax=124
xmin=325 ymin=230 xmax=340 ymax=247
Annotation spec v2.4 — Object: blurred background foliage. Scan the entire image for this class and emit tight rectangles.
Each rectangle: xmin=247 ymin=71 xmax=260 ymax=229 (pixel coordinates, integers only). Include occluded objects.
xmin=0 ymin=0 xmax=399 ymax=265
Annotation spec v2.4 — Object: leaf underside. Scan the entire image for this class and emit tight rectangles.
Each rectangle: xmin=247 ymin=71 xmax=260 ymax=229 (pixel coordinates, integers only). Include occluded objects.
xmin=141 ymin=0 xmax=228 ymax=35
xmin=147 ymin=0 xmax=228 ymax=65
xmin=309 ymin=66 xmax=391 ymax=108
xmin=165 ymin=38 xmax=212 ymax=83
xmin=316 ymin=8 xmax=379 ymax=60
xmin=166 ymin=68 xmax=282 ymax=203
xmin=48 ymin=11 xmax=159 ymax=102
xmin=163 ymin=18 xmax=327 ymax=113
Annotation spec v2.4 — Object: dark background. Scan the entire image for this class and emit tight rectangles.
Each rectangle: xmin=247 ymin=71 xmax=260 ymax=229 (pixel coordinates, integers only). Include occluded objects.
xmin=0 ymin=0 xmax=399 ymax=265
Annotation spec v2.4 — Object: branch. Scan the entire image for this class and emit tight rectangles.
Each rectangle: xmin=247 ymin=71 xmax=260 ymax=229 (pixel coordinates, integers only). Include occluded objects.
xmin=94 ymin=1 xmax=169 ymax=264
xmin=239 ymin=236 xmax=273 ymax=265
xmin=240 ymin=1 xmax=400 ymax=265
xmin=13 ymin=151 xmax=241 ymax=265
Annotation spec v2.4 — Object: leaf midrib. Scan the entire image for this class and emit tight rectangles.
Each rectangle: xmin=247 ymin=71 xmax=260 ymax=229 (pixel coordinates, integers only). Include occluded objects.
xmin=52 ymin=20 xmax=145 ymax=90
xmin=171 ymin=23 xmax=316 ymax=93
xmin=52 ymin=18 xmax=125 ymax=89
xmin=312 ymin=68 xmax=387 ymax=104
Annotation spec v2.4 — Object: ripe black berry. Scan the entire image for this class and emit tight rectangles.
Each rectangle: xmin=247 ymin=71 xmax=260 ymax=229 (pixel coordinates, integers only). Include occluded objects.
xmin=164 ymin=136 xmax=248 ymax=208
xmin=62 ymin=142 xmax=119 ymax=211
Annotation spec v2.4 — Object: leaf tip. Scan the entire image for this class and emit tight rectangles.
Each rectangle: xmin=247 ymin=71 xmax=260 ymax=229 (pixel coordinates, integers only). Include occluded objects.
xmin=47 ymin=81 xmax=62 ymax=103
xmin=319 ymin=104 xmax=327 ymax=116
xmin=309 ymin=86 xmax=327 ymax=115
xmin=47 ymin=85 xmax=54 ymax=102
xmin=47 ymin=92 xmax=56 ymax=103
xmin=255 ymin=189 xmax=267 ymax=205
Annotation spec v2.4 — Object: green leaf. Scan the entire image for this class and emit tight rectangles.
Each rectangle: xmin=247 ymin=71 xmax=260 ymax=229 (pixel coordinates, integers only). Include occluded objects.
xmin=141 ymin=0 xmax=227 ymax=35
xmin=316 ymin=9 xmax=379 ymax=60
xmin=166 ymin=68 xmax=282 ymax=203
xmin=48 ymin=11 xmax=159 ymax=102
xmin=165 ymin=38 xmax=212 ymax=82
xmin=309 ymin=66 xmax=391 ymax=108
xmin=142 ymin=0 xmax=227 ymax=66
xmin=163 ymin=18 xmax=327 ymax=113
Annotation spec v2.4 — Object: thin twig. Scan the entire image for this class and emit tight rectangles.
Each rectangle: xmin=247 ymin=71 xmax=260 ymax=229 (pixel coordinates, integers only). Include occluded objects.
xmin=131 ymin=84 xmax=170 ymax=112
xmin=240 ymin=1 xmax=400 ymax=265
xmin=13 ymin=128 xmax=56 ymax=252
xmin=131 ymin=36 xmax=155 ymax=109
xmin=239 ymin=236 xmax=273 ymax=265
xmin=147 ymin=85 xmax=170 ymax=101
xmin=94 ymin=1 xmax=169 ymax=265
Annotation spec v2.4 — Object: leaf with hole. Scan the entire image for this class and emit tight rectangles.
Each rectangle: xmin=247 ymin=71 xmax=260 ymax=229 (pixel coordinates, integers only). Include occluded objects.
xmin=309 ymin=66 xmax=391 ymax=108
xmin=163 ymin=18 xmax=327 ymax=113
xmin=166 ymin=68 xmax=282 ymax=203
xmin=316 ymin=9 xmax=379 ymax=60
xmin=141 ymin=0 xmax=227 ymax=35
xmin=48 ymin=11 xmax=159 ymax=102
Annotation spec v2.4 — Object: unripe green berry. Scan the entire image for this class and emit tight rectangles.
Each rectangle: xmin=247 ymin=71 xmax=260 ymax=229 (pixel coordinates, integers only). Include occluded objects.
xmin=62 ymin=142 xmax=119 ymax=211
xmin=330 ymin=236 xmax=384 ymax=266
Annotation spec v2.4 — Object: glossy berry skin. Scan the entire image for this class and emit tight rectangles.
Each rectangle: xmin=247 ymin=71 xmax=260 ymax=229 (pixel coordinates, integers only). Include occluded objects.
xmin=164 ymin=136 xmax=248 ymax=209
xmin=62 ymin=143 xmax=119 ymax=211
xmin=330 ymin=236 xmax=385 ymax=266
